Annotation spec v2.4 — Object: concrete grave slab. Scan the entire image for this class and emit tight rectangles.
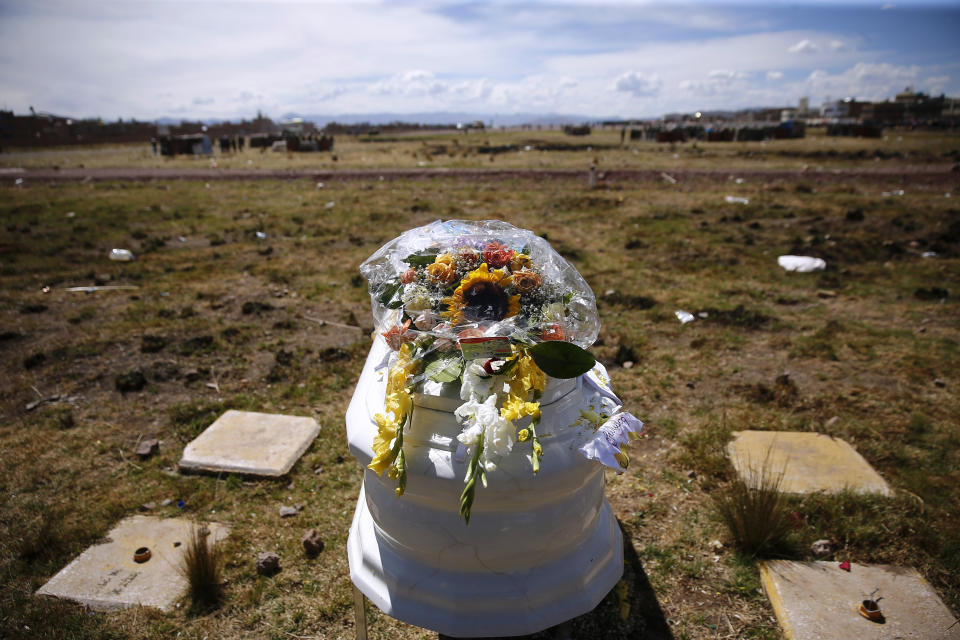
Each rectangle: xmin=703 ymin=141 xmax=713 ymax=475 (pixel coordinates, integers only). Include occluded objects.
xmin=37 ymin=515 xmax=229 ymax=612
xmin=179 ymin=409 xmax=319 ymax=476
xmin=760 ymin=560 xmax=960 ymax=640
xmin=727 ymin=430 xmax=892 ymax=495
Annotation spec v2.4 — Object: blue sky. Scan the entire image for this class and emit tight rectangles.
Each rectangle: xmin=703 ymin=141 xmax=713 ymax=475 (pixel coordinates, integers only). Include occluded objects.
xmin=1 ymin=0 xmax=958 ymax=121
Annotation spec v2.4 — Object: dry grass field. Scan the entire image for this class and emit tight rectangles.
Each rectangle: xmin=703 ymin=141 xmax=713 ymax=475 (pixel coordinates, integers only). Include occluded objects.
xmin=1 ymin=128 xmax=958 ymax=639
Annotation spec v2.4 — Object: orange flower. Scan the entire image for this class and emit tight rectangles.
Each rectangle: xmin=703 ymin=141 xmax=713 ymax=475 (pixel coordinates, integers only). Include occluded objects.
xmin=509 ymin=269 xmax=541 ymax=293
xmin=427 ymin=259 xmax=457 ymax=284
xmin=542 ymin=323 xmax=565 ymax=341
xmin=483 ymin=242 xmax=515 ymax=269
xmin=382 ymin=319 xmax=415 ymax=350
xmin=400 ymin=268 xmax=417 ymax=284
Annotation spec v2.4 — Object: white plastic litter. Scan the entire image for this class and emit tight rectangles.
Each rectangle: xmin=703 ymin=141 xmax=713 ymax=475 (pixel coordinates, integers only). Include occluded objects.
xmin=778 ymin=255 xmax=826 ymax=272
xmin=881 ymin=189 xmax=904 ymax=197
xmin=675 ymin=310 xmax=695 ymax=324
xmin=255 ymin=231 xmax=267 ymax=240
xmin=108 ymin=248 xmax=135 ymax=262
xmin=725 ymin=196 xmax=749 ymax=205
xmin=316 ymin=182 xmax=325 ymax=189
xmin=325 ymin=201 xmax=335 ymax=209
xmin=922 ymin=251 xmax=937 ymax=258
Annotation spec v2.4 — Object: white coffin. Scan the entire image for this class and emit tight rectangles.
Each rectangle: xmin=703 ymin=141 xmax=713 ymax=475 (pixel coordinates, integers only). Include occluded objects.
xmin=346 ymin=339 xmax=623 ymax=637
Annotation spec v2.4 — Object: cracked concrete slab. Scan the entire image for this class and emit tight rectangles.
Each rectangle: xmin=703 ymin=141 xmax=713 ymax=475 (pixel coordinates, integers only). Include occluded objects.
xmin=36 ymin=515 xmax=229 ymax=611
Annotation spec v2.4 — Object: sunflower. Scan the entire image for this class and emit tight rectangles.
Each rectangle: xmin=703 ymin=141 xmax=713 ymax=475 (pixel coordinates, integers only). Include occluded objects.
xmin=442 ymin=263 xmax=521 ymax=325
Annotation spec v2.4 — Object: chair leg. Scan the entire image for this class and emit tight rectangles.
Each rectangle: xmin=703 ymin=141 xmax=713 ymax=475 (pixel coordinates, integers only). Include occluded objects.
xmin=353 ymin=584 xmax=368 ymax=640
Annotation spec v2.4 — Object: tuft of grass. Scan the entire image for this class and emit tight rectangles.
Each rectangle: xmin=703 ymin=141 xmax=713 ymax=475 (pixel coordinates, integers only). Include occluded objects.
xmin=712 ymin=453 xmax=795 ymax=558
xmin=178 ymin=522 xmax=224 ymax=611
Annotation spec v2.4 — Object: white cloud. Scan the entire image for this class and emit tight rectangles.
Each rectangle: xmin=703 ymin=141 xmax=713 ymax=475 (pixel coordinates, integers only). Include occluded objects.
xmin=708 ymin=69 xmax=749 ymax=81
xmin=924 ymin=75 xmax=950 ymax=94
xmin=0 ymin=2 xmax=954 ymax=120
xmin=788 ymin=39 xmax=819 ymax=54
xmin=800 ymin=62 xmax=925 ymax=101
xmin=613 ymin=71 xmax=662 ymax=97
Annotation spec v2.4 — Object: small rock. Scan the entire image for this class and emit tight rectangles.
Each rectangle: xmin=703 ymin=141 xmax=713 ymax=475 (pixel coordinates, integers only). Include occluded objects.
xmin=685 ymin=382 xmax=695 ymax=389
xmin=302 ymin=529 xmax=324 ymax=557
xmin=136 ymin=438 xmax=159 ymax=459
xmin=622 ymin=361 xmax=634 ymax=369
xmin=184 ymin=369 xmax=202 ymax=383
xmin=279 ymin=506 xmax=299 ymax=518
xmin=816 ymin=289 xmax=837 ymax=299
xmin=314 ymin=466 xmax=324 ymax=475
xmin=811 ymin=539 xmax=833 ymax=557
xmin=686 ymin=470 xmax=696 ymax=479
xmin=161 ymin=498 xmax=173 ymax=507
xmin=256 ymin=551 xmax=281 ymax=576
xmin=140 ymin=501 xmax=156 ymax=511
xmin=709 ymin=540 xmax=724 ymax=552
xmin=934 ymin=379 xmax=946 ymax=388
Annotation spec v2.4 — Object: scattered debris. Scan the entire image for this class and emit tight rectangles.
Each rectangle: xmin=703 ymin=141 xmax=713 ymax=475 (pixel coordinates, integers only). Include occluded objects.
xmin=302 ymin=529 xmax=324 ymax=557
xmin=675 ymin=310 xmax=695 ymax=324
xmin=278 ymin=506 xmax=299 ymax=518
xmin=136 ymin=438 xmax=160 ymax=459
xmin=724 ymin=196 xmax=749 ymax=205
xmin=811 ymin=539 xmax=833 ymax=557
xmin=778 ymin=255 xmax=826 ymax=272
xmin=256 ymin=551 xmax=282 ymax=576
xmin=660 ymin=172 xmax=677 ymax=184
xmin=934 ymin=379 xmax=946 ymax=388
xmin=324 ymin=201 xmax=335 ymax=209
xmin=255 ymin=231 xmax=268 ymax=240
xmin=63 ymin=285 xmax=139 ymax=293
xmin=881 ymin=189 xmax=905 ymax=197
xmin=839 ymin=560 xmax=851 ymax=572
xmin=108 ymin=249 xmax=136 ymax=262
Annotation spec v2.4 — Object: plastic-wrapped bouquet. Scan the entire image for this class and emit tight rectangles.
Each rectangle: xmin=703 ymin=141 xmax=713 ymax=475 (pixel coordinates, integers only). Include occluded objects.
xmin=359 ymin=220 xmax=641 ymax=523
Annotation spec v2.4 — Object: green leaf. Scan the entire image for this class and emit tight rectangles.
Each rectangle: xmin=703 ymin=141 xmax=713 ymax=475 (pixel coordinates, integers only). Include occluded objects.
xmin=376 ymin=281 xmax=402 ymax=306
xmin=529 ymin=341 xmax=596 ymax=379
xmin=403 ymin=250 xmax=440 ymax=266
xmin=425 ymin=355 xmax=464 ymax=383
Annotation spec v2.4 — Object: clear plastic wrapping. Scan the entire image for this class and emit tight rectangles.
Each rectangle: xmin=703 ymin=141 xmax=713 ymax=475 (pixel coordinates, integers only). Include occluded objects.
xmin=359 ymin=219 xmax=599 ymax=350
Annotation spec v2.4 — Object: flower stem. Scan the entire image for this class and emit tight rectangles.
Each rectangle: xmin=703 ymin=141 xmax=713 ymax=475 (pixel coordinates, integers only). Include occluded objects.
xmin=459 ymin=436 xmax=485 ymax=525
